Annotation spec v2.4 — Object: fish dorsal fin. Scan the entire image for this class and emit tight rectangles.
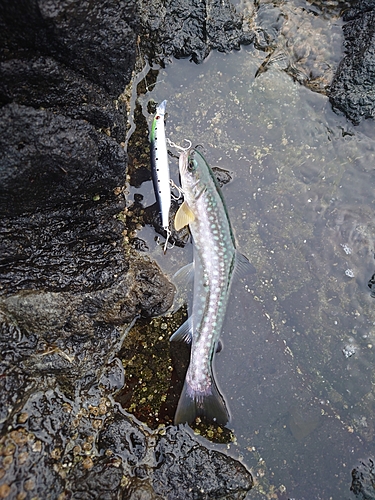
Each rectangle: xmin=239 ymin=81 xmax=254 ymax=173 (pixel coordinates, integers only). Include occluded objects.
xmin=174 ymin=201 xmax=195 ymax=231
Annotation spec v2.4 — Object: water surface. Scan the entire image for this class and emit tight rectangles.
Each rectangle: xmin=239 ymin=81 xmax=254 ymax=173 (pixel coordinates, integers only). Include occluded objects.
xmin=126 ymin=2 xmax=375 ymax=498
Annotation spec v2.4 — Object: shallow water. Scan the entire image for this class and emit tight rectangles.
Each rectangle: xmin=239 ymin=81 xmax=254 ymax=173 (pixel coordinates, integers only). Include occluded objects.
xmin=126 ymin=2 xmax=375 ymax=498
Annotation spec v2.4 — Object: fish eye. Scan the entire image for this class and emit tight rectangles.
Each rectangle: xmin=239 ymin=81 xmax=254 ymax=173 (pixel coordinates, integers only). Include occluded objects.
xmin=187 ymin=154 xmax=198 ymax=172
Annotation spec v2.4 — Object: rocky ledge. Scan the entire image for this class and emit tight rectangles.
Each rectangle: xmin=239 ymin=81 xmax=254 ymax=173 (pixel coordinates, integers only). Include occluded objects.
xmin=0 ymin=0 xmax=254 ymax=498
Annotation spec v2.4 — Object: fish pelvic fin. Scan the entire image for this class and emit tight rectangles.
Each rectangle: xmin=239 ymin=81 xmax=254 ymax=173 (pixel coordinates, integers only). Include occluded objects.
xmin=174 ymin=377 xmax=229 ymax=426
xmin=174 ymin=201 xmax=195 ymax=231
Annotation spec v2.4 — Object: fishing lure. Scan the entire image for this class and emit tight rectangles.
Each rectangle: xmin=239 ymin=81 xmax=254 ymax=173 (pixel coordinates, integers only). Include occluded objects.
xmin=150 ymin=100 xmax=171 ymax=253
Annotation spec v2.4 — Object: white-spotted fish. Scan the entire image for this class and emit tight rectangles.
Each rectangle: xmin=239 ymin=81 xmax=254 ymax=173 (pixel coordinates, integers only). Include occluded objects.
xmin=150 ymin=100 xmax=171 ymax=251
xmin=171 ymin=148 xmax=254 ymax=425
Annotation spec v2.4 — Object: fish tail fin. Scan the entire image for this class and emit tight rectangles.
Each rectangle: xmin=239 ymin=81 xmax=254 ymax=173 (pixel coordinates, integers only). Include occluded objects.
xmin=174 ymin=376 xmax=229 ymax=426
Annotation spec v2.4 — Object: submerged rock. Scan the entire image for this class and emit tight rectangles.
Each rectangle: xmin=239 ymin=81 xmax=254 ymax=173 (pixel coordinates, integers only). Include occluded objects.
xmin=351 ymin=458 xmax=375 ymax=499
xmin=329 ymin=2 xmax=375 ymax=123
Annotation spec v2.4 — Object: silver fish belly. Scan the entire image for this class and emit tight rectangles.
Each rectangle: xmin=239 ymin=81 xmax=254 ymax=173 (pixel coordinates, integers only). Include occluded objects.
xmin=171 ymin=147 xmax=253 ymax=425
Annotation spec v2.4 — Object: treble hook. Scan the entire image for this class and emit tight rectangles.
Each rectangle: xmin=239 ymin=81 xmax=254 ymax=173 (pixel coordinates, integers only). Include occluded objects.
xmin=156 ymin=229 xmax=175 ymax=254
xmin=166 ymin=138 xmax=192 ymax=152
xmin=170 ymin=179 xmax=184 ymax=200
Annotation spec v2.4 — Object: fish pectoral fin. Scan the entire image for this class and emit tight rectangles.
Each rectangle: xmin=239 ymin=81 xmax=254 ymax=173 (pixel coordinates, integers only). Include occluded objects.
xmin=174 ymin=201 xmax=195 ymax=231
xmin=170 ymin=317 xmax=193 ymax=343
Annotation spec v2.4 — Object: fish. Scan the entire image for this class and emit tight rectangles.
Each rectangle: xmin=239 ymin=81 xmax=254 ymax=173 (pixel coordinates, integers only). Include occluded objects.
xmin=171 ymin=147 xmax=255 ymax=425
xmin=150 ymin=100 xmax=171 ymax=251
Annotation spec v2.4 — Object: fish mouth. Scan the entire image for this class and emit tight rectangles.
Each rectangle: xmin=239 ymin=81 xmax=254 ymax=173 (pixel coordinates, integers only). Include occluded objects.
xmin=178 ymin=149 xmax=191 ymax=175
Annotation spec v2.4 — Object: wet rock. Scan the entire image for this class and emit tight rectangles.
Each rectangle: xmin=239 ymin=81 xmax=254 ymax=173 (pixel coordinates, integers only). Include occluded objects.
xmin=0 ymin=201 xmax=128 ymax=295
xmin=0 ymin=103 xmax=127 ymax=216
xmin=368 ymin=272 xmax=375 ymax=298
xmin=329 ymin=3 xmax=375 ymax=123
xmin=153 ymin=426 xmax=253 ymax=499
xmin=0 ymin=425 xmax=65 ymax=499
xmin=98 ymin=411 xmax=147 ymax=466
xmin=138 ymin=0 xmax=254 ymax=65
xmin=343 ymin=1 xmax=375 ymax=20
xmin=0 ymin=252 xmax=174 ymax=400
xmin=212 ymin=166 xmax=233 ymax=187
xmin=67 ymin=458 xmax=125 ymax=499
xmin=0 ymin=56 xmax=127 ymax=143
xmin=144 ymin=200 xmax=191 ymax=248
xmin=351 ymin=458 xmax=375 ymax=499
xmin=0 ymin=1 xmax=254 ymax=498
xmin=99 ymin=410 xmax=253 ymax=499
xmin=0 ymin=0 xmax=138 ymax=97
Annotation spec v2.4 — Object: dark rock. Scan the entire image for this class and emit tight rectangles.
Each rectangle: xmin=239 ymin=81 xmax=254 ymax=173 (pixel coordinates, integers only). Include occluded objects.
xmin=329 ymin=4 xmax=375 ymax=124
xmin=351 ymin=458 xmax=375 ymax=499
xmin=1 ymin=387 xmax=248 ymax=499
xmin=0 ymin=0 xmax=138 ymax=97
xmin=144 ymin=199 xmax=190 ymax=248
xmin=138 ymin=0 xmax=254 ymax=65
xmin=98 ymin=411 xmax=147 ymax=466
xmin=67 ymin=458 xmax=125 ymax=499
xmin=0 ymin=202 xmax=127 ymax=295
xmin=343 ymin=1 xmax=375 ymax=21
xmin=0 ymin=424 xmax=65 ymax=499
xmin=0 ymin=1 xmax=254 ymax=498
xmin=0 ymin=254 xmax=174 ymax=394
xmin=212 ymin=166 xmax=233 ymax=187
xmin=0 ymin=103 xmax=127 ymax=216
xmin=368 ymin=271 xmax=375 ymax=298
xmin=153 ymin=426 xmax=253 ymax=499
xmin=99 ymin=410 xmax=253 ymax=499
xmin=0 ymin=57 xmax=127 ymax=143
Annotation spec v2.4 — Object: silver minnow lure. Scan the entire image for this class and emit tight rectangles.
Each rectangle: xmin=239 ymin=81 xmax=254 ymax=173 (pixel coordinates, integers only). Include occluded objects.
xmin=150 ymin=100 xmax=171 ymax=252
xmin=171 ymin=148 xmax=254 ymax=425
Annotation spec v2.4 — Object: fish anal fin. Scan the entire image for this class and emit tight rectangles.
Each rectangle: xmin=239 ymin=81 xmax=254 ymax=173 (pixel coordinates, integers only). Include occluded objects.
xmin=173 ymin=262 xmax=194 ymax=286
xmin=234 ymin=251 xmax=257 ymax=281
xmin=174 ymin=377 xmax=229 ymax=426
xmin=170 ymin=317 xmax=192 ymax=343
xmin=174 ymin=201 xmax=195 ymax=231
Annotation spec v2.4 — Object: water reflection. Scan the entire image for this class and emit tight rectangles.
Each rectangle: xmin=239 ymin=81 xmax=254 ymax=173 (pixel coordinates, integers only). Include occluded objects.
xmin=126 ymin=2 xmax=375 ymax=498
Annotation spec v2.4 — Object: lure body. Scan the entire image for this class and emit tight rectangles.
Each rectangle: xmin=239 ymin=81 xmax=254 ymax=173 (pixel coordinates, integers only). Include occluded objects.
xmin=150 ymin=100 xmax=171 ymax=239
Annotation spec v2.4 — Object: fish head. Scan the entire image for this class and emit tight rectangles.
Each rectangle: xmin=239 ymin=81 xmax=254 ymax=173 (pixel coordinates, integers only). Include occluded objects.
xmin=179 ymin=148 xmax=210 ymax=204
